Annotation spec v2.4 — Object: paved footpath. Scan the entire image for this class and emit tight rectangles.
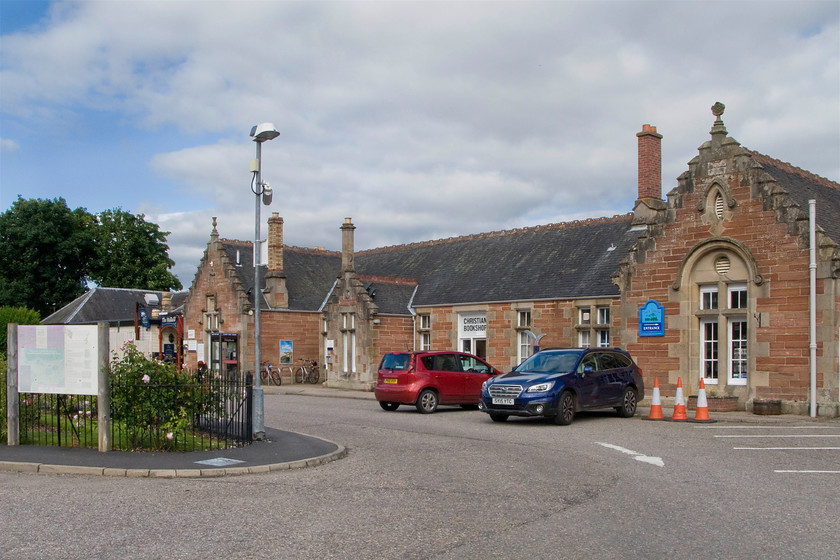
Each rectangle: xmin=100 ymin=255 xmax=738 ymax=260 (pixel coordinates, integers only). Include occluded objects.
xmin=0 ymin=384 xmax=833 ymax=477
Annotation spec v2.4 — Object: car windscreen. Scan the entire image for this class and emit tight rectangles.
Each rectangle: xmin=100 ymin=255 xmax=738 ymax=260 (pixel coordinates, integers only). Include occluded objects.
xmin=381 ymin=353 xmax=412 ymax=370
xmin=515 ymin=351 xmax=581 ymax=374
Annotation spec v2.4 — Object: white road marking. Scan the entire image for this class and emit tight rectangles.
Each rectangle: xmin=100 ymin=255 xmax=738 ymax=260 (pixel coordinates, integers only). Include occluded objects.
xmin=714 ymin=434 xmax=840 ymax=438
xmin=775 ymin=470 xmax=840 ymax=474
xmin=595 ymin=442 xmax=664 ymax=467
xmin=695 ymin=425 xmax=835 ymax=429
xmin=734 ymin=447 xmax=840 ymax=450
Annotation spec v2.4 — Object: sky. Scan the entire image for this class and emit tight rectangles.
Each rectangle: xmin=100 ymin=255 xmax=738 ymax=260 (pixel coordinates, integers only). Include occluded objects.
xmin=1 ymin=0 xmax=838 ymax=288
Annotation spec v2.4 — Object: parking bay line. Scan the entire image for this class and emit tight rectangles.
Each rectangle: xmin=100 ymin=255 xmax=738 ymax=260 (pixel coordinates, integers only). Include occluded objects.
xmin=774 ymin=470 xmax=840 ymax=474
xmin=695 ymin=425 xmax=835 ymax=429
xmin=714 ymin=434 xmax=840 ymax=438
xmin=734 ymin=447 xmax=840 ymax=450
xmin=595 ymin=442 xmax=664 ymax=467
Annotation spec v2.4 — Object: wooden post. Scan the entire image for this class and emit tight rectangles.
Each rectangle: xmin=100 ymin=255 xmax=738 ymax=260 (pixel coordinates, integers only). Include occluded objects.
xmin=7 ymin=324 xmax=19 ymax=445
xmin=97 ymin=322 xmax=111 ymax=452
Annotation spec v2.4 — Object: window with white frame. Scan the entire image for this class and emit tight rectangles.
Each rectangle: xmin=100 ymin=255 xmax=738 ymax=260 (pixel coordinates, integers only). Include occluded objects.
xmin=420 ymin=332 xmax=431 ymax=351
xmin=597 ymin=329 xmax=610 ymax=347
xmin=729 ymin=284 xmax=747 ymax=309
xmin=698 ymin=279 xmax=749 ymax=385
xmin=700 ymin=319 xmax=719 ymax=383
xmin=518 ymin=331 xmax=532 ymax=364
xmin=516 ymin=310 xmax=533 ymax=364
xmin=597 ymin=306 xmax=610 ymax=325
xmin=418 ymin=314 xmax=431 ymax=351
xmin=729 ymin=318 xmax=747 ymax=385
xmin=700 ymin=286 xmax=718 ymax=310
xmin=579 ymin=308 xmax=591 ymax=325
xmin=342 ymin=312 xmax=356 ymax=374
xmin=578 ymin=330 xmax=590 ymax=348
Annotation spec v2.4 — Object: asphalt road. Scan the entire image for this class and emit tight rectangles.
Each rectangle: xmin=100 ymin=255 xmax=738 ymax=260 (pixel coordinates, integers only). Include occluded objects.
xmin=2 ymin=394 xmax=840 ymax=559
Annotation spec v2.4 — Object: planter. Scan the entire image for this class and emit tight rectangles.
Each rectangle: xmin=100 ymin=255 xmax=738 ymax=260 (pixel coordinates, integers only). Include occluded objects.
xmin=687 ymin=395 xmax=738 ymax=412
xmin=753 ymin=399 xmax=782 ymax=415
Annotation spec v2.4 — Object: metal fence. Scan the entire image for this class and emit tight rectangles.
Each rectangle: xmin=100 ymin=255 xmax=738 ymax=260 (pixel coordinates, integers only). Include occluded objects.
xmin=8 ymin=373 xmax=253 ymax=451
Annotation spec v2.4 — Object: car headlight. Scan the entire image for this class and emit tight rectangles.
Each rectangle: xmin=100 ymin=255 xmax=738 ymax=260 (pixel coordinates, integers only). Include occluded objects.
xmin=526 ymin=382 xmax=554 ymax=393
xmin=481 ymin=381 xmax=488 ymax=392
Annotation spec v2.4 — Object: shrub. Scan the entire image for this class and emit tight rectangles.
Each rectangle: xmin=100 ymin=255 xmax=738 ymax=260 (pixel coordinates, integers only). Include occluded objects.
xmin=0 ymin=306 xmax=41 ymax=353
xmin=109 ymin=342 xmax=211 ymax=450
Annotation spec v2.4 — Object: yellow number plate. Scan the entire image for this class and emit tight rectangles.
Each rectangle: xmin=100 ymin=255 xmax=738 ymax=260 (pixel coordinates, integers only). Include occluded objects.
xmin=384 ymin=378 xmax=398 ymax=384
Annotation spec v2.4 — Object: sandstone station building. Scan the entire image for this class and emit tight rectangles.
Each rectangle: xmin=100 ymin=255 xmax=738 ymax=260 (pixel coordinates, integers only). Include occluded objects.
xmin=179 ymin=103 xmax=840 ymax=416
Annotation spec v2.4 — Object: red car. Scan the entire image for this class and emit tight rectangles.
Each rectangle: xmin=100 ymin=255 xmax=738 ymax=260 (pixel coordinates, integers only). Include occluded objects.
xmin=375 ymin=351 xmax=504 ymax=414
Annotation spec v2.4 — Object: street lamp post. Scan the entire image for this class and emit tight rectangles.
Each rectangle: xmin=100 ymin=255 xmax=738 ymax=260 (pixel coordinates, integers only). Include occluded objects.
xmin=249 ymin=122 xmax=279 ymax=440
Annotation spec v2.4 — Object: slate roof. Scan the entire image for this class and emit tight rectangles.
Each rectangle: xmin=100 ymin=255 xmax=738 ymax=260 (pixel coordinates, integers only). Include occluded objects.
xmin=751 ymin=152 xmax=840 ymax=245
xmin=43 ymin=287 xmax=186 ymax=325
xmin=357 ymin=277 xmax=418 ymax=315
xmin=356 ymin=215 xmax=639 ymax=307
xmin=221 ymin=241 xmax=340 ymax=312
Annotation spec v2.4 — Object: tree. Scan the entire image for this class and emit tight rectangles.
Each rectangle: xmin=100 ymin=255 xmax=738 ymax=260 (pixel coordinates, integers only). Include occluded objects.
xmin=88 ymin=209 xmax=182 ymax=291
xmin=0 ymin=197 xmax=95 ymax=315
xmin=0 ymin=198 xmax=182 ymax=316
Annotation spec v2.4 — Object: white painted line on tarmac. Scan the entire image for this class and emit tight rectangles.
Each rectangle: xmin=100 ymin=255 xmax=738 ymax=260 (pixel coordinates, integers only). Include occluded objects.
xmin=734 ymin=447 xmax=840 ymax=450
xmin=695 ymin=425 xmax=835 ymax=429
xmin=714 ymin=434 xmax=840 ymax=438
xmin=775 ymin=470 xmax=840 ymax=474
xmin=595 ymin=442 xmax=664 ymax=467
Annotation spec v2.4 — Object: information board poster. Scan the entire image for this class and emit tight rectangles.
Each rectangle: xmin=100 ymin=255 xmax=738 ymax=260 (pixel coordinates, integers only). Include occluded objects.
xmin=17 ymin=325 xmax=99 ymax=395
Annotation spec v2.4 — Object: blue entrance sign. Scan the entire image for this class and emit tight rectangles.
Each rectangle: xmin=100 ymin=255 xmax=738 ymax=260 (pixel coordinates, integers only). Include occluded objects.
xmin=639 ymin=300 xmax=664 ymax=337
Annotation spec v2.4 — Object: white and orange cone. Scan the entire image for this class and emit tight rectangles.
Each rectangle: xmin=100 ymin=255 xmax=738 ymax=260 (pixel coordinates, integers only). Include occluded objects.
xmin=692 ymin=378 xmax=715 ymax=423
xmin=646 ymin=378 xmax=664 ymax=420
xmin=671 ymin=377 xmax=688 ymax=421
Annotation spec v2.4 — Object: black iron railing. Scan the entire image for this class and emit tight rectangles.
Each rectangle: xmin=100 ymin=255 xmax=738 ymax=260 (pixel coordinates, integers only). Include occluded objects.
xmin=12 ymin=373 xmax=252 ymax=451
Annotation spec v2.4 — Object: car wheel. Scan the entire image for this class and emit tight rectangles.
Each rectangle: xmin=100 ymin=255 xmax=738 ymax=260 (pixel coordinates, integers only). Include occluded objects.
xmin=554 ymin=391 xmax=576 ymax=425
xmin=379 ymin=401 xmax=399 ymax=412
xmin=489 ymin=413 xmax=509 ymax=423
xmin=415 ymin=389 xmax=439 ymax=414
xmin=616 ymin=387 xmax=638 ymax=418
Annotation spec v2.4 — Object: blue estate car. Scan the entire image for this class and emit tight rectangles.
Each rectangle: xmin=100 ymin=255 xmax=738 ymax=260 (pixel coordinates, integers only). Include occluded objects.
xmin=478 ymin=348 xmax=644 ymax=425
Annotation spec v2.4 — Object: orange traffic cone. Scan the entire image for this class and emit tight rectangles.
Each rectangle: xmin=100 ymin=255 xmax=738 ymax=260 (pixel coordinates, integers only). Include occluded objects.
xmin=692 ymin=378 xmax=715 ymax=423
xmin=671 ymin=377 xmax=687 ymax=421
xmin=646 ymin=378 xmax=664 ymax=420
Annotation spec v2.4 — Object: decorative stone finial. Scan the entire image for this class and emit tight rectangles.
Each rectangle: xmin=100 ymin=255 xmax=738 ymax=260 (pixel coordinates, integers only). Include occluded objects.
xmin=709 ymin=101 xmax=728 ymax=141
xmin=211 ymin=216 xmax=219 ymax=239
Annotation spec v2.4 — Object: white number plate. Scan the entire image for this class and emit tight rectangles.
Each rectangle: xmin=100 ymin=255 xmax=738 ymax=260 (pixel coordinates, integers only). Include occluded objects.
xmin=492 ymin=398 xmax=514 ymax=405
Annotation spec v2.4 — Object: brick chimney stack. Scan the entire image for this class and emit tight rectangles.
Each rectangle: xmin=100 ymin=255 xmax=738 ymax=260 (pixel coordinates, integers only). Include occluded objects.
xmin=267 ymin=213 xmax=284 ymax=271
xmin=264 ymin=212 xmax=288 ymax=308
xmin=637 ymin=124 xmax=662 ymax=201
xmin=341 ymin=217 xmax=356 ymax=273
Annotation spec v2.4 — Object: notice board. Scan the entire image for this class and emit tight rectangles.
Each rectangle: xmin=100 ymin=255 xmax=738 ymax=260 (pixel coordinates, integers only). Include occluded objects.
xmin=17 ymin=325 xmax=99 ymax=395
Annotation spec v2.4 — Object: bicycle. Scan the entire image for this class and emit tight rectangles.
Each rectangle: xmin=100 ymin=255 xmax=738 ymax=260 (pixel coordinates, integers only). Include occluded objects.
xmin=294 ymin=359 xmax=320 ymax=384
xmin=260 ymin=362 xmax=282 ymax=385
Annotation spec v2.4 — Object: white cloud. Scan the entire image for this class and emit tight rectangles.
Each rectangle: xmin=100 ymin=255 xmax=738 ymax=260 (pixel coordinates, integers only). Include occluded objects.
xmin=0 ymin=138 xmax=19 ymax=151
xmin=1 ymin=1 xmax=837 ymax=286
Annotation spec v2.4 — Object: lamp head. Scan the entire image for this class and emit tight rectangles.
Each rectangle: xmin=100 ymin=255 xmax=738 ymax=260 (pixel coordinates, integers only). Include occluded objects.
xmin=250 ymin=123 xmax=280 ymax=143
